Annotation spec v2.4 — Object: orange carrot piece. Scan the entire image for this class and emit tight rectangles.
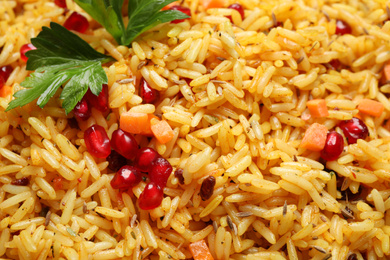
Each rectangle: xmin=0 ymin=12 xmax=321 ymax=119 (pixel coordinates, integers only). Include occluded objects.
xmin=384 ymin=61 xmax=390 ymax=82
xmin=120 ymin=112 xmax=149 ymax=134
xmin=300 ymin=123 xmax=328 ymax=152
xmin=189 ymin=240 xmax=214 ymax=260
xmin=151 ymin=119 xmax=174 ymax=144
xmin=357 ymin=99 xmax=384 ymax=117
xmin=201 ymin=0 xmax=225 ymax=9
xmin=307 ymin=99 xmax=329 ymax=118
xmin=162 ymin=1 xmax=179 ymax=10
xmin=0 ymin=86 xmax=12 ymax=98
xmin=140 ymin=114 xmax=160 ymax=136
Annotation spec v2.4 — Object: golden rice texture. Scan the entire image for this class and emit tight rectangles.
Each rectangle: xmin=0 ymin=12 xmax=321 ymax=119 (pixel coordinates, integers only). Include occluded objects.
xmin=1 ymin=0 xmax=390 ymax=259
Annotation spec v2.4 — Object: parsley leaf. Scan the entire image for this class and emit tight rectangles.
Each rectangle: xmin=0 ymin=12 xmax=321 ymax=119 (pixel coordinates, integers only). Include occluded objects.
xmin=124 ymin=0 xmax=190 ymax=45
xmin=74 ymin=0 xmax=190 ymax=46
xmin=75 ymin=0 xmax=125 ymax=45
xmin=6 ymin=22 xmax=114 ymax=114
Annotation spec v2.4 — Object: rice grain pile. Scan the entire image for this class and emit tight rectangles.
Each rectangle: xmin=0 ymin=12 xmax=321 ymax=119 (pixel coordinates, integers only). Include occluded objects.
xmin=1 ymin=0 xmax=390 ymax=259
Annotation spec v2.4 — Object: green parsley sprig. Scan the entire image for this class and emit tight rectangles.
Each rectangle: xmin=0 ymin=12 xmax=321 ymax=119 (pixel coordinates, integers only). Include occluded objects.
xmin=6 ymin=22 xmax=113 ymax=114
xmin=7 ymin=0 xmax=189 ymax=113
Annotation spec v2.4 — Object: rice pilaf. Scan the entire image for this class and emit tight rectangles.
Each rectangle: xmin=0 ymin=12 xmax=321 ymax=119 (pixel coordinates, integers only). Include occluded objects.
xmin=1 ymin=0 xmax=390 ymax=259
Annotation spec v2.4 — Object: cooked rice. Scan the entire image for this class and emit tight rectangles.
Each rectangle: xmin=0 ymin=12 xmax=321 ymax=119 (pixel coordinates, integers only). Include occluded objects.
xmin=0 ymin=0 xmax=390 ymax=259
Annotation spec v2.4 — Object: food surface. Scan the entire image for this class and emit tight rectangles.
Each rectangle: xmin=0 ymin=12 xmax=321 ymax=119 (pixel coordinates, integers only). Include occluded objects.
xmin=1 ymin=0 xmax=390 ymax=259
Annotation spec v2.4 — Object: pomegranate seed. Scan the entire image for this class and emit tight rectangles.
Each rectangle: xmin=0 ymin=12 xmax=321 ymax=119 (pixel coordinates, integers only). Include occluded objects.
xmin=0 ymin=78 xmax=4 ymax=90
xmin=134 ymin=147 xmax=160 ymax=172
xmin=170 ymin=6 xmax=191 ymax=24
xmin=11 ymin=177 xmax=30 ymax=186
xmin=139 ymin=182 xmax=163 ymax=210
xmin=139 ymin=79 xmax=159 ymax=104
xmin=84 ymin=124 xmax=111 ymax=158
xmin=174 ymin=168 xmax=185 ymax=185
xmin=110 ymin=165 xmax=142 ymax=190
xmin=54 ymin=0 xmax=67 ymax=8
xmin=339 ymin=117 xmax=369 ymax=144
xmin=184 ymin=78 xmax=192 ymax=85
xmin=0 ymin=66 xmax=12 ymax=89
xmin=321 ymin=131 xmax=344 ymax=161
xmin=111 ymin=129 xmax=139 ymax=160
xmin=107 ymin=150 xmax=128 ymax=172
xmin=227 ymin=3 xmax=245 ymax=23
xmin=20 ymin=43 xmax=36 ymax=62
xmin=86 ymin=84 xmax=109 ymax=112
xmin=200 ymin=176 xmax=216 ymax=201
xmin=149 ymin=157 xmax=173 ymax=188
xmin=328 ymin=59 xmax=341 ymax=71
xmin=74 ymin=97 xmax=91 ymax=121
xmin=335 ymin=20 xmax=352 ymax=35
xmin=64 ymin=12 xmax=89 ymax=33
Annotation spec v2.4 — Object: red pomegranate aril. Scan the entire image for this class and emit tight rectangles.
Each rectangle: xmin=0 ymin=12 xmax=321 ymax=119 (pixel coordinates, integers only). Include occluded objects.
xmin=54 ymin=0 xmax=67 ymax=8
xmin=200 ymin=176 xmax=216 ymax=201
xmin=74 ymin=97 xmax=91 ymax=121
xmin=170 ymin=6 xmax=191 ymax=24
xmin=139 ymin=79 xmax=159 ymax=104
xmin=86 ymin=84 xmax=109 ymax=112
xmin=111 ymin=129 xmax=139 ymax=160
xmin=11 ymin=177 xmax=30 ymax=186
xmin=20 ymin=43 xmax=36 ymax=62
xmin=110 ymin=165 xmax=142 ymax=190
xmin=84 ymin=124 xmax=111 ymax=158
xmin=335 ymin=19 xmax=352 ymax=35
xmin=134 ymin=147 xmax=160 ymax=172
xmin=149 ymin=157 xmax=173 ymax=188
xmin=174 ymin=168 xmax=185 ymax=185
xmin=0 ymin=77 xmax=4 ymax=90
xmin=321 ymin=131 xmax=344 ymax=161
xmin=64 ymin=12 xmax=89 ymax=33
xmin=339 ymin=117 xmax=369 ymax=144
xmin=107 ymin=150 xmax=128 ymax=172
xmin=227 ymin=3 xmax=245 ymax=23
xmin=139 ymin=182 xmax=164 ymax=210
xmin=328 ymin=59 xmax=341 ymax=71
xmin=184 ymin=78 xmax=192 ymax=85
xmin=0 ymin=66 xmax=13 ymax=88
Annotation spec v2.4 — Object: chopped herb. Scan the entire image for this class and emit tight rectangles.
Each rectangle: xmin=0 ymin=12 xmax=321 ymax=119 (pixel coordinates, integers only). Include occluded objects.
xmin=6 ymin=22 xmax=113 ymax=113
xmin=131 ymin=231 xmax=136 ymax=239
xmin=66 ymin=227 xmax=77 ymax=237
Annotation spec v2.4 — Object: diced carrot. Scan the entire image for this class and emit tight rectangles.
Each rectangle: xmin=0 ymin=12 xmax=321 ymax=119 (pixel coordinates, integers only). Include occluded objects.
xmin=120 ymin=112 xmax=150 ymax=134
xmin=384 ymin=61 xmax=390 ymax=82
xmin=307 ymin=99 xmax=329 ymax=118
xmin=189 ymin=240 xmax=214 ymax=260
xmin=357 ymin=99 xmax=384 ymax=117
xmin=140 ymin=114 xmax=160 ymax=136
xmin=300 ymin=123 xmax=328 ymax=152
xmin=52 ymin=177 xmax=63 ymax=190
xmin=162 ymin=1 xmax=179 ymax=10
xmin=120 ymin=112 xmax=160 ymax=136
xmin=201 ymin=0 xmax=225 ymax=9
xmin=0 ymin=85 xmax=12 ymax=98
xmin=151 ymin=119 xmax=174 ymax=144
